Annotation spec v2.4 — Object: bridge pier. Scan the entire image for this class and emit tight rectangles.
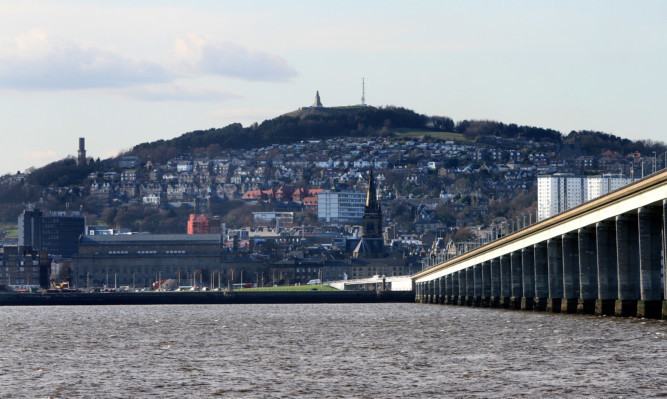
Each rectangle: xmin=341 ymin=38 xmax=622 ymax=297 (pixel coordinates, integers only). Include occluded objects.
xmin=578 ymin=227 xmax=597 ymax=314
xmin=426 ymin=280 xmax=432 ymax=304
xmin=481 ymin=260 xmax=491 ymax=307
xmin=596 ymin=220 xmax=618 ymax=315
xmin=533 ymin=242 xmax=548 ymax=311
xmin=465 ymin=267 xmax=475 ymax=306
xmin=509 ymin=251 xmax=523 ymax=310
xmin=547 ymin=237 xmax=563 ymax=313
xmin=615 ymin=213 xmax=640 ymax=317
xmin=663 ymin=200 xmax=667 ymax=320
xmin=445 ymin=274 xmax=454 ymax=304
xmin=473 ymin=264 xmax=482 ymax=307
xmin=490 ymin=258 xmax=501 ymax=308
xmin=439 ymin=276 xmax=445 ymax=305
xmin=521 ymin=247 xmax=535 ymax=311
xmin=451 ymin=271 xmax=460 ymax=305
xmin=561 ymin=232 xmax=580 ymax=314
xmin=457 ymin=270 xmax=467 ymax=306
xmin=637 ymin=206 xmax=663 ymax=318
xmin=499 ymin=254 xmax=511 ymax=308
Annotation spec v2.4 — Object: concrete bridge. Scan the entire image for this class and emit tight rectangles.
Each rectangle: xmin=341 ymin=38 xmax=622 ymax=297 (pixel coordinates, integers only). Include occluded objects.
xmin=413 ymin=170 xmax=667 ymax=319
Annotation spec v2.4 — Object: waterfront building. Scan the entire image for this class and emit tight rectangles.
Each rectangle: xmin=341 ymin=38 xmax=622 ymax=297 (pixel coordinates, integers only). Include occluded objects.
xmin=0 ymin=246 xmax=49 ymax=289
xmin=72 ymin=234 xmax=225 ymax=289
xmin=18 ymin=209 xmax=86 ymax=258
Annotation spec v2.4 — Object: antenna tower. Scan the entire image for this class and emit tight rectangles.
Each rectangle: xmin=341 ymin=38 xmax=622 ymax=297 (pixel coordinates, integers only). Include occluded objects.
xmin=361 ymin=78 xmax=366 ymax=106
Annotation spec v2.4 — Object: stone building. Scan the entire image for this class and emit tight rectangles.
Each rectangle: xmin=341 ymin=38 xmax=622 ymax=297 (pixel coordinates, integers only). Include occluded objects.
xmin=72 ymin=234 xmax=224 ymax=289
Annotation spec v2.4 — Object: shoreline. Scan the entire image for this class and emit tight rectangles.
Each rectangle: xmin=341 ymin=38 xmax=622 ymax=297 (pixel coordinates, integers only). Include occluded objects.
xmin=0 ymin=290 xmax=414 ymax=306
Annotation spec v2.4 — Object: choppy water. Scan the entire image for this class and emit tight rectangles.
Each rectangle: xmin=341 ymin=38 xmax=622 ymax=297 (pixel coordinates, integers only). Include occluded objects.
xmin=0 ymin=303 xmax=665 ymax=398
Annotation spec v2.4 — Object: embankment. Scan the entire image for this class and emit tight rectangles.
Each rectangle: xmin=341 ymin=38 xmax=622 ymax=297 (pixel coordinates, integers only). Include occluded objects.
xmin=0 ymin=290 xmax=414 ymax=306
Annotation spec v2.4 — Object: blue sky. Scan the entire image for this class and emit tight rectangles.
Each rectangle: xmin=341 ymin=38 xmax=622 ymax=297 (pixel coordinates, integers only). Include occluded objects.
xmin=1 ymin=1 xmax=665 ymax=174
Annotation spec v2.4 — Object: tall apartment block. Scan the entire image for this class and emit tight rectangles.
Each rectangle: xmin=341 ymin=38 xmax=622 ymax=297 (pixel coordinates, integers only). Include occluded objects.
xmin=537 ymin=173 xmax=634 ymax=221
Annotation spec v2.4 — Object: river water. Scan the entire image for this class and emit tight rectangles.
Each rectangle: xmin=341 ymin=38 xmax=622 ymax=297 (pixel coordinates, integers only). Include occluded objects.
xmin=0 ymin=303 xmax=665 ymax=398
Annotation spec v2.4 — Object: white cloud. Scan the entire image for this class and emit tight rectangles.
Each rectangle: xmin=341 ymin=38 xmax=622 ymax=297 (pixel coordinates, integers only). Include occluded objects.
xmin=0 ymin=30 xmax=169 ymax=90
xmin=119 ymin=82 xmax=242 ymax=102
xmin=175 ymin=34 xmax=298 ymax=82
xmin=0 ymin=30 xmax=297 ymax=95
xmin=20 ymin=149 xmax=58 ymax=161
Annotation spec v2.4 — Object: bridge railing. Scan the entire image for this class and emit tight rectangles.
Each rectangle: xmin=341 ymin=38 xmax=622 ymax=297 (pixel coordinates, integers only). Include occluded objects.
xmin=420 ymin=216 xmax=537 ymax=270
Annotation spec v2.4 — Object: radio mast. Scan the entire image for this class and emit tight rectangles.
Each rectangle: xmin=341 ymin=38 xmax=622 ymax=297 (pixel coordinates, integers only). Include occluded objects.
xmin=361 ymin=78 xmax=366 ymax=106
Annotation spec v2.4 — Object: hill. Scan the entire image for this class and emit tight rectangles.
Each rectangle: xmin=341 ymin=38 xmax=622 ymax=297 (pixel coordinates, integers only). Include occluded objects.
xmin=128 ymin=106 xmax=572 ymax=163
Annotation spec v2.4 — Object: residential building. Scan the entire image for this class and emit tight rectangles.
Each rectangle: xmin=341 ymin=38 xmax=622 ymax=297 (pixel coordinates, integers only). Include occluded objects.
xmin=538 ymin=173 xmax=634 ymax=221
xmin=187 ymin=214 xmax=210 ymax=234
xmin=317 ymin=190 xmax=365 ymax=224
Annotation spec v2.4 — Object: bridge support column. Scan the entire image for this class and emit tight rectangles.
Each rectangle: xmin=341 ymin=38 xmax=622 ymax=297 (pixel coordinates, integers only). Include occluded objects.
xmin=637 ymin=206 xmax=663 ymax=318
xmin=416 ymin=282 xmax=422 ymax=303
xmin=533 ymin=242 xmax=548 ymax=311
xmin=473 ymin=264 xmax=482 ymax=307
xmin=481 ymin=261 xmax=491 ymax=307
xmin=457 ymin=270 xmax=466 ymax=306
xmin=439 ymin=276 xmax=445 ymax=304
xmin=423 ymin=281 xmax=428 ymax=304
xmin=490 ymin=258 xmax=501 ymax=307
xmin=616 ymin=213 xmax=640 ymax=317
xmin=465 ymin=267 xmax=474 ymax=306
xmin=521 ymin=247 xmax=535 ymax=311
xmin=578 ymin=226 xmax=597 ymax=314
xmin=430 ymin=279 xmax=436 ymax=304
xmin=547 ymin=237 xmax=563 ymax=313
xmin=596 ymin=220 xmax=618 ymax=315
xmin=509 ymin=251 xmax=523 ymax=310
xmin=445 ymin=274 xmax=454 ymax=304
xmin=663 ymin=200 xmax=667 ymax=320
xmin=561 ymin=232 xmax=580 ymax=313
xmin=451 ymin=272 xmax=460 ymax=305
xmin=499 ymin=255 xmax=511 ymax=308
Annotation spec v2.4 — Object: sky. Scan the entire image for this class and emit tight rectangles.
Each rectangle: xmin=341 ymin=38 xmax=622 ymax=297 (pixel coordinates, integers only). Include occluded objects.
xmin=0 ymin=0 xmax=666 ymax=175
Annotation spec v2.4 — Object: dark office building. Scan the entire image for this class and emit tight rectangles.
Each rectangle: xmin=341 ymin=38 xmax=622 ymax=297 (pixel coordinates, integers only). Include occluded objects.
xmin=18 ymin=209 xmax=86 ymax=258
xmin=0 ymin=246 xmax=50 ymax=288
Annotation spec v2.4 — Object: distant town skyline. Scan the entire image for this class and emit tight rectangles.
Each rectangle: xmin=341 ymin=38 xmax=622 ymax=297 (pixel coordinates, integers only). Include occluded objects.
xmin=0 ymin=0 xmax=666 ymax=175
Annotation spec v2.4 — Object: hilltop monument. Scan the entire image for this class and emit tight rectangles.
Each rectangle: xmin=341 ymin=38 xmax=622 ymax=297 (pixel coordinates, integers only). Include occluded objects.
xmin=312 ymin=91 xmax=323 ymax=107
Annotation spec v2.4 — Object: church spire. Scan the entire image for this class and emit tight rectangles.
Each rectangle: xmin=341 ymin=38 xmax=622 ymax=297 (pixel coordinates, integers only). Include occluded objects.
xmin=366 ymin=166 xmax=377 ymax=207
xmin=362 ymin=166 xmax=382 ymax=241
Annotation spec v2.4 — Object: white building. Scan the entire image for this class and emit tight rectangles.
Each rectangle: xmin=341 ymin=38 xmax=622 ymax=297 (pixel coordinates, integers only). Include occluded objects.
xmin=586 ymin=174 xmax=634 ymax=200
xmin=538 ymin=173 xmax=634 ymax=221
xmin=317 ymin=190 xmax=365 ymax=224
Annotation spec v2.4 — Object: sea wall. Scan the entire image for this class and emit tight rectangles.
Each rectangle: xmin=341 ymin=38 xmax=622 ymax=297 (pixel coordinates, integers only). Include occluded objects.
xmin=0 ymin=290 xmax=414 ymax=306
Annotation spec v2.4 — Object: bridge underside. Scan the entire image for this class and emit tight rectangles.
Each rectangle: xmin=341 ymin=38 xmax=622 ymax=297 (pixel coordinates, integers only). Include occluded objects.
xmin=414 ymin=172 xmax=667 ymax=319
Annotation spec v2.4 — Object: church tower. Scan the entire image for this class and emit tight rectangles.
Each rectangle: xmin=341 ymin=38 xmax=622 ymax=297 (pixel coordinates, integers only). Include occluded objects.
xmin=362 ymin=167 xmax=382 ymax=239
